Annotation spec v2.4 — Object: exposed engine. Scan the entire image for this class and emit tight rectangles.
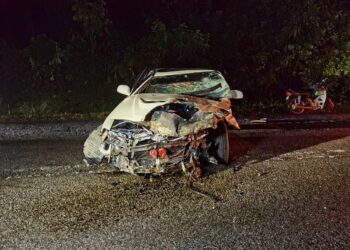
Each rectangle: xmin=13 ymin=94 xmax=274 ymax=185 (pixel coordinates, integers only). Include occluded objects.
xmin=99 ymin=108 xmax=209 ymax=175
xmin=83 ymin=69 xmax=243 ymax=177
xmin=84 ymin=96 xmax=240 ymax=176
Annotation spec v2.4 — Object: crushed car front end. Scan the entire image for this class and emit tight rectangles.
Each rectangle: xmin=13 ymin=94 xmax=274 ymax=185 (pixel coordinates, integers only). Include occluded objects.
xmin=84 ymin=69 xmax=243 ymax=176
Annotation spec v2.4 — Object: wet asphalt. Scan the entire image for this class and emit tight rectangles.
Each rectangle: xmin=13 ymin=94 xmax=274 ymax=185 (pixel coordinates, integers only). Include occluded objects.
xmin=1 ymin=128 xmax=350 ymax=249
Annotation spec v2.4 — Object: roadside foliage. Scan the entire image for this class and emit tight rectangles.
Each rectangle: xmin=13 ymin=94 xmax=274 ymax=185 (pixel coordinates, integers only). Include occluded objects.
xmin=0 ymin=0 xmax=349 ymax=116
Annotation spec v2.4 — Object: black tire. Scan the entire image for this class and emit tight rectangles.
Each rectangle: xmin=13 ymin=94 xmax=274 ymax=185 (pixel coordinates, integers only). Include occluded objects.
xmin=83 ymin=125 xmax=104 ymax=164
xmin=208 ymin=122 xmax=230 ymax=164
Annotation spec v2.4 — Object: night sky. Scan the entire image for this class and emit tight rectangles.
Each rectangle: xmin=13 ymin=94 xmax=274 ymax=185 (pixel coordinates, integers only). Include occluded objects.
xmin=2 ymin=0 xmax=350 ymax=48
xmin=0 ymin=0 xmax=147 ymax=47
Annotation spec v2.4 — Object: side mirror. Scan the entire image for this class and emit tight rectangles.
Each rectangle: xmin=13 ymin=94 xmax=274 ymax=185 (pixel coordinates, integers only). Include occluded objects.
xmin=227 ymin=90 xmax=243 ymax=99
xmin=117 ymin=85 xmax=131 ymax=96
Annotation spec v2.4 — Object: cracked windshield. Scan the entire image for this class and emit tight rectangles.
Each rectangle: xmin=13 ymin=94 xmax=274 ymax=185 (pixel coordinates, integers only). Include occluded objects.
xmin=145 ymin=71 xmax=229 ymax=97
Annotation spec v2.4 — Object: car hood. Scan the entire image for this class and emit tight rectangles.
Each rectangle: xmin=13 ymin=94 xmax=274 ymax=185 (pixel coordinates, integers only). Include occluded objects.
xmin=102 ymin=93 xmax=220 ymax=131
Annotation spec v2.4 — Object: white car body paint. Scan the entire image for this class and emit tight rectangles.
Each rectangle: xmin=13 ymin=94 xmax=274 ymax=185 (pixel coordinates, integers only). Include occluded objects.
xmin=101 ymin=69 xmax=239 ymax=131
xmin=102 ymin=93 xmax=186 ymax=130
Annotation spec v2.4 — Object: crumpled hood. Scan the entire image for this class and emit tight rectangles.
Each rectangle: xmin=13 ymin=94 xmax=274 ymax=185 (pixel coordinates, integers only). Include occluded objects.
xmin=101 ymin=93 xmax=239 ymax=131
xmin=102 ymin=93 xmax=202 ymax=130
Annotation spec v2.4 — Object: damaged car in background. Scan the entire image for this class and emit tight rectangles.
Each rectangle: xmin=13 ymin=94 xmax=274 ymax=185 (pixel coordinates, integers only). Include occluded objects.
xmin=84 ymin=69 xmax=243 ymax=178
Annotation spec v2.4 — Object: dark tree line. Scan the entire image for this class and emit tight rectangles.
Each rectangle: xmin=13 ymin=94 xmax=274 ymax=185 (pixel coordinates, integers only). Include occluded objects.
xmin=0 ymin=0 xmax=350 ymax=115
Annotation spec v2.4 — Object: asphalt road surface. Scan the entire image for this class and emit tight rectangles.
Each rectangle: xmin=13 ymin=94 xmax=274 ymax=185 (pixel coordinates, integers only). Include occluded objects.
xmin=1 ymin=128 xmax=350 ymax=249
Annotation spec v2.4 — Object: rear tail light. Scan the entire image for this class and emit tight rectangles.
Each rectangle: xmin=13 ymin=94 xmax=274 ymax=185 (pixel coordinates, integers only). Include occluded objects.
xmin=158 ymin=148 xmax=167 ymax=158
xmin=149 ymin=149 xmax=158 ymax=159
xmin=149 ymin=148 xmax=168 ymax=159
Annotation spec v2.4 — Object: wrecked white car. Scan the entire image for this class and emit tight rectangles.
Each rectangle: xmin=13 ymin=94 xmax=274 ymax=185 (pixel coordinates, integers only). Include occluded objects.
xmin=84 ymin=69 xmax=243 ymax=177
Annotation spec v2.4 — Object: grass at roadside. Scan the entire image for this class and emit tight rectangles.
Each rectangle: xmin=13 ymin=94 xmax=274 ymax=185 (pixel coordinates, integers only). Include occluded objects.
xmin=232 ymin=101 xmax=286 ymax=116
xmin=233 ymin=101 xmax=350 ymax=116
xmin=1 ymin=102 xmax=350 ymax=123
xmin=0 ymin=112 xmax=108 ymax=123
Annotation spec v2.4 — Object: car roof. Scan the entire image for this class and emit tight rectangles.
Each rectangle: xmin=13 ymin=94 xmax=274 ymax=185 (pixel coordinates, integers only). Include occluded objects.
xmin=153 ymin=68 xmax=215 ymax=77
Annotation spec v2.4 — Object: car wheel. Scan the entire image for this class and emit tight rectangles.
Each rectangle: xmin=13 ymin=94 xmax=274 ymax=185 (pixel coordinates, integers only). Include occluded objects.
xmin=83 ymin=125 xmax=104 ymax=164
xmin=208 ymin=122 xmax=230 ymax=164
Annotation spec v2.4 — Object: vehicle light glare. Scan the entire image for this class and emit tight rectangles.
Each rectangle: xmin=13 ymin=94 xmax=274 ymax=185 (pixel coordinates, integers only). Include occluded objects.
xmin=158 ymin=148 xmax=167 ymax=158
xmin=149 ymin=149 xmax=158 ymax=159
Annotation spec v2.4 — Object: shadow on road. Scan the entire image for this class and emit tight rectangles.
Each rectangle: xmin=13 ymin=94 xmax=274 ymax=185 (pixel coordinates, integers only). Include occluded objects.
xmin=205 ymin=129 xmax=350 ymax=175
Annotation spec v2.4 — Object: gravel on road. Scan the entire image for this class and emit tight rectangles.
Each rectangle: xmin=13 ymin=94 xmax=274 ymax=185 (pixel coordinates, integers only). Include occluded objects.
xmin=1 ymin=128 xmax=350 ymax=249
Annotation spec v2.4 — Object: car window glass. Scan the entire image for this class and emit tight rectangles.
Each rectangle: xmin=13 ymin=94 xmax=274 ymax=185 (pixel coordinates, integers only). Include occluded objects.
xmin=144 ymin=72 xmax=228 ymax=97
